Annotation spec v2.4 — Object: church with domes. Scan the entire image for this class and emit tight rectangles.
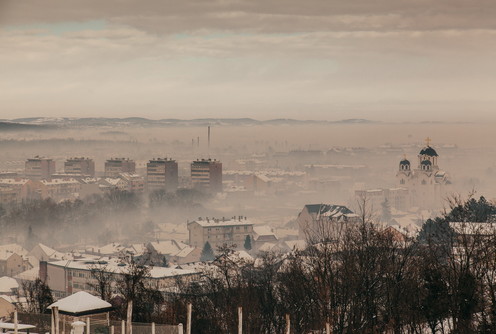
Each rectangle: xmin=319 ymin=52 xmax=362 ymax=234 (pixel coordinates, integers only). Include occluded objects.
xmin=396 ymin=138 xmax=451 ymax=210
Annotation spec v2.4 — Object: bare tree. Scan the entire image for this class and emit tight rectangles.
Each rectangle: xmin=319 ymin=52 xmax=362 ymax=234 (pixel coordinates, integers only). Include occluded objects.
xmin=117 ymin=256 xmax=151 ymax=334
xmin=89 ymin=262 xmax=114 ymax=301
xmin=20 ymin=278 xmax=53 ymax=314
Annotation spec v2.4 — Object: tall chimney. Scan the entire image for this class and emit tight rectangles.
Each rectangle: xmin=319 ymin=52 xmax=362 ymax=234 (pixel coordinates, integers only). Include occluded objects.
xmin=208 ymin=126 xmax=211 ymax=150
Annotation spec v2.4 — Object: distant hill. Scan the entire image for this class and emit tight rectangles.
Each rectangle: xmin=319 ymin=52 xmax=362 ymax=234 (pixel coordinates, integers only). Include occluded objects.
xmin=0 ymin=122 xmax=49 ymax=131
xmin=8 ymin=117 xmax=379 ymax=128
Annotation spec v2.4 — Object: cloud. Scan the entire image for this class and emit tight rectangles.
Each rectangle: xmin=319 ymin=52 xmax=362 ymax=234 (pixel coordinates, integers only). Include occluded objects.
xmin=1 ymin=1 xmax=496 ymax=120
xmin=2 ymin=0 xmax=496 ymax=34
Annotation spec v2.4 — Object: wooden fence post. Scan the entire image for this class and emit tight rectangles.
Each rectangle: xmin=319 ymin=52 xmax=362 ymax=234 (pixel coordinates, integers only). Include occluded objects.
xmin=186 ymin=303 xmax=192 ymax=334
xmin=238 ymin=307 xmax=242 ymax=334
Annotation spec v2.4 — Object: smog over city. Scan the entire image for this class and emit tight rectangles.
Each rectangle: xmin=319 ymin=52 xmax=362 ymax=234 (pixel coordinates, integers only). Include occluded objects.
xmin=1 ymin=1 xmax=496 ymax=333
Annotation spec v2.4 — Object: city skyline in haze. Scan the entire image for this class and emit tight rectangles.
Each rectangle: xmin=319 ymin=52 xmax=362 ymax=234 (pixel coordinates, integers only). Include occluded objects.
xmin=1 ymin=1 xmax=495 ymax=122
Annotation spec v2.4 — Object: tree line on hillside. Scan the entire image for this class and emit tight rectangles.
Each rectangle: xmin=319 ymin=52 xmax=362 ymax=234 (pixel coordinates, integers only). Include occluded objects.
xmin=0 ymin=188 xmax=208 ymax=247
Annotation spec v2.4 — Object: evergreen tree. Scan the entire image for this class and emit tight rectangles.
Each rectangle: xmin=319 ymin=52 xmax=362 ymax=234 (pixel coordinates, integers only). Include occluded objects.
xmin=381 ymin=198 xmax=392 ymax=223
xmin=201 ymin=241 xmax=215 ymax=261
xmin=417 ymin=218 xmax=454 ymax=245
xmin=244 ymin=235 xmax=252 ymax=251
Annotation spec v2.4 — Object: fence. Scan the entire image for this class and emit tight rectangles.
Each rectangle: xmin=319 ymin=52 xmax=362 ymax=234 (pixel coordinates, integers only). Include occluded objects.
xmin=17 ymin=313 xmax=183 ymax=334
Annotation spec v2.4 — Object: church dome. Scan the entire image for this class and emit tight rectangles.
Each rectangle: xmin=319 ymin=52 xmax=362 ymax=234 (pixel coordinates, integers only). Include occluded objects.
xmin=400 ymin=159 xmax=410 ymax=165
xmin=421 ymin=159 xmax=432 ymax=166
xmin=419 ymin=146 xmax=438 ymax=157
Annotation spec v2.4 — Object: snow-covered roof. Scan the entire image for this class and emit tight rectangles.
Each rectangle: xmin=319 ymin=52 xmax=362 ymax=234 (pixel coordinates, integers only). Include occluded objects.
xmin=103 ymin=178 xmax=124 ymax=186
xmin=227 ymin=250 xmax=253 ymax=262
xmin=48 ymin=291 xmax=112 ymax=316
xmin=0 ymin=322 xmax=35 ymax=330
xmin=0 ymin=179 xmax=29 ymax=185
xmin=34 ymin=243 xmax=57 ymax=257
xmin=305 ymin=204 xmax=359 ymax=219
xmin=253 ymin=225 xmax=275 ymax=237
xmin=0 ymin=244 xmax=28 ymax=257
xmin=0 ymin=295 xmax=27 ymax=306
xmin=47 ymin=259 xmax=198 ymax=279
xmin=173 ymin=246 xmax=196 ymax=258
xmin=257 ymin=242 xmax=278 ymax=252
xmin=189 ymin=218 xmax=253 ymax=227
xmin=284 ymin=240 xmax=307 ymax=251
xmin=86 ymin=243 xmax=126 ymax=255
xmin=148 ymin=240 xmax=187 ymax=255
xmin=0 ymin=277 xmax=18 ymax=293
xmin=14 ymin=266 xmax=40 ymax=281
xmin=40 ymin=179 xmax=79 ymax=185
xmin=125 ymin=244 xmax=148 ymax=256
xmin=148 ymin=266 xmax=197 ymax=277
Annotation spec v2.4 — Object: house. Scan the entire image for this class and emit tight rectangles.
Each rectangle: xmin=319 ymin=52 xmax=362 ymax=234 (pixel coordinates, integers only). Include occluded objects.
xmin=0 ymin=277 xmax=18 ymax=296
xmin=84 ymin=243 xmax=128 ymax=257
xmin=145 ymin=240 xmax=189 ymax=264
xmin=0 ymin=296 xmax=17 ymax=319
xmin=296 ymin=204 xmax=360 ymax=242
xmin=172 ymin=246 xmax=202 ymax=265
xmin=0 ymin=245 xmax=31 ymax=277
xmin=29 ymin=243 xmax=72 ymax=262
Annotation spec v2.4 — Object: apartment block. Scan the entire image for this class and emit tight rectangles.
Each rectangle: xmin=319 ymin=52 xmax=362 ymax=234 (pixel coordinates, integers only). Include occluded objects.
xmin=25 ymin=156 xmax=55 ymax=180
xmin=191 ymin=159 xmax=222 ymax=193
xmin=104 ymin=158 xmax=135 ymax=178
xmin=146 ymin=158 xmax=178 ymax=192
xmin=64 ymin=157 xmax=95 ymax=177
xmin=187 ymin=216 xmax=254 ymax=249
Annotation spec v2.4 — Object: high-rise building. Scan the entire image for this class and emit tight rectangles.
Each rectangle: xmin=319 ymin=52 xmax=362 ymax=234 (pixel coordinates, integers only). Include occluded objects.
xmin=64 ymin=157 xmax=95 ymax=177
xmin=146 ymin=158 xmax=178 ymax=192
xmin=191 ymin=159 xmax=222 ymax=193
xmin=104 ymin=158 xmax=135 ymax=178
xmin=25 ymin=156 xmax=56 ymax=180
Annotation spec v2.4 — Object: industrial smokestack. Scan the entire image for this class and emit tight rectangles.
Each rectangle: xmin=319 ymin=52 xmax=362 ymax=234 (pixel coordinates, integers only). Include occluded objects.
xmin=208 ymin=126 xmax=211 ymax=150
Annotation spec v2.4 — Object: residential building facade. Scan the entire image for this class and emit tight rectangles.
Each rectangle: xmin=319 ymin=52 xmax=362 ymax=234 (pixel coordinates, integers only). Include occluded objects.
xmin=296 ymin=204 xmax=360 ymax=241
xmin=64 ymin=157 xmax=95 ymax=177
xmin=187 ymin=217 xmax=254 ymax=249
xmin=146 ymin=158 xmax=178 ymax=192
xmin=104 ymin=158 xmax=136 ymax=178
xmin=25 ymin=156 xmax=55 ymax=180
xmin=43 ymin=259 xmax=198 ymax=298
xmin=191 ymin=159 xmax=222 ymax=193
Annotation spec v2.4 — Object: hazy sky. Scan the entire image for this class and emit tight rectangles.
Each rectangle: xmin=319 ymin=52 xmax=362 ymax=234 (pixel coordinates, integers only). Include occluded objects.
xmin=1 ymin=0 xmax=495 ymax=121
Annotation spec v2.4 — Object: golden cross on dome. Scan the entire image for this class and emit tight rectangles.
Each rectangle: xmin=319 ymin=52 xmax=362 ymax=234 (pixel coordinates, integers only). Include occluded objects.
xmin=403 ymin=154 xmax=407 ymax=159
xmin=425 ymin=137 xmax=432 ymax=146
